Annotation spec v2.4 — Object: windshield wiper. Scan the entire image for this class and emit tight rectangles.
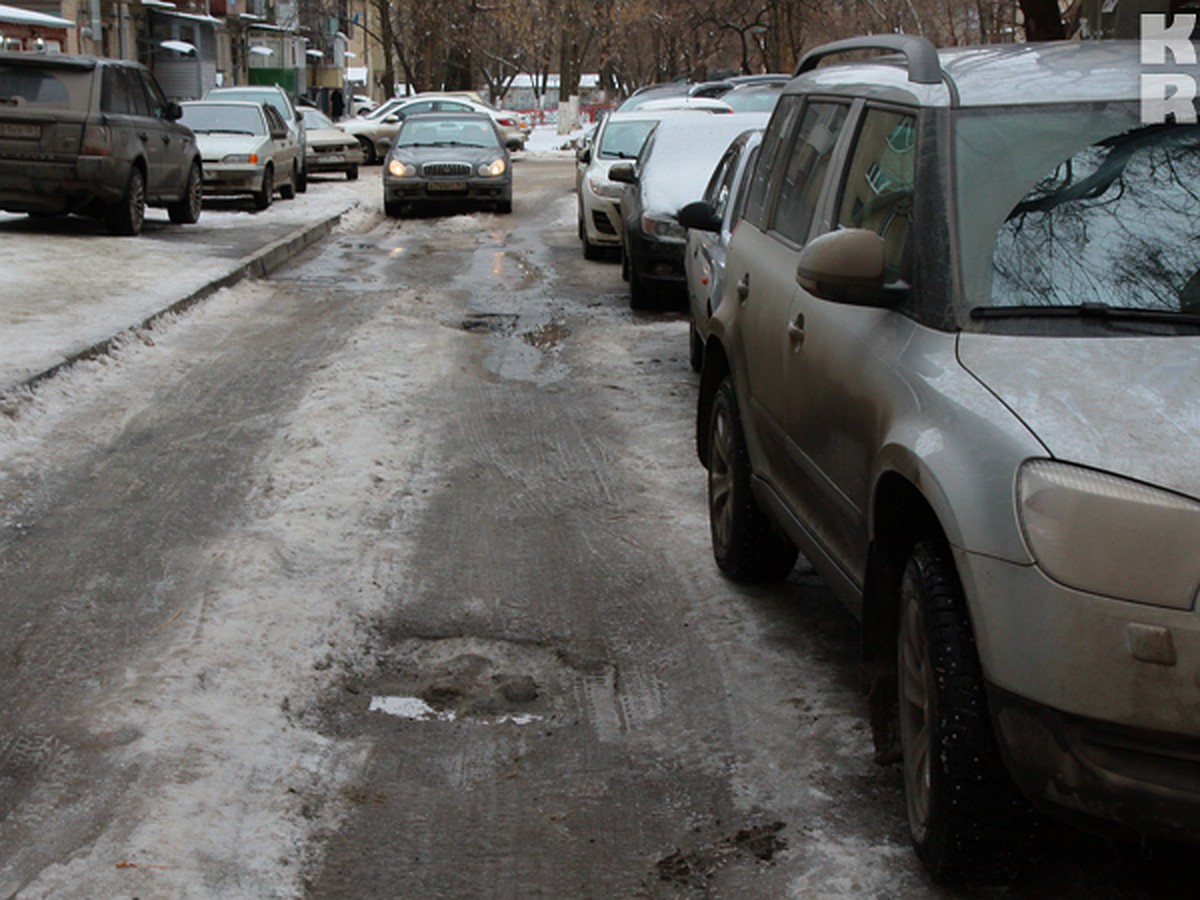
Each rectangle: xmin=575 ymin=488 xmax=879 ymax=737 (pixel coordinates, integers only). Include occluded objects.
xmin=203 ymin=128 xmax=256 ymax=135
xmin=972 ymin=303 xmax=1200 ymax=326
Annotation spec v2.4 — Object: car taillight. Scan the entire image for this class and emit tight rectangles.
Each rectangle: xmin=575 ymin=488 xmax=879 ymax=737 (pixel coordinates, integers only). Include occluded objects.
xmin=496 ymin=117 xmax=515 ymax=127
xmin=81 ymin=125 xmax=111 ymax=156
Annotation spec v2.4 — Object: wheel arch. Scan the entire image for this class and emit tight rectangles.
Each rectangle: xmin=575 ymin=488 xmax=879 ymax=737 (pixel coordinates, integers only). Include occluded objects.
xmin=861 ymin=469 xmax=952 ymax=763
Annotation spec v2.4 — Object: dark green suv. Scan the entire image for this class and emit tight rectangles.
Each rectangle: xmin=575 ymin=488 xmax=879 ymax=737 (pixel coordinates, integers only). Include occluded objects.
xmin=0 ymin=52 xmax=202 ymax=235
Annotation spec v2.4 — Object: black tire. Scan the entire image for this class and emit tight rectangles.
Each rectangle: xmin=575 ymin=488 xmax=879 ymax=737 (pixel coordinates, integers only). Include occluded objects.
xmin=253 ymin=165 xmax=274 ymax=211
xmin=582 ymin=232 xmax=604 ymax=260
xmin=497 ymin=198 xmax=513 ymax=214
xmin=107 ymin=165 xmax=145 ymax=236
xmin=897 ymin=541 xmax=1035 ymax=883
xmin=384 ymin=198 xmax=403 ymax=218
xmin=296 ymin=164 xmax=308 ymax=193
xmin=688 ymin=323 xmax=703 ymax=373
xmin=346 ymin=165 xmax=359 ymax=181
xmin=706 ymin=377 xmax=798 ymax=582
xmin=279 ymin=163 xmax=297 ymax=200
xmin=629 ymin=263 xmax=652 ymax=310
xmin=357 ymin=136 xmax=376 ymax=165
xmin=167 ymin=161 xmax=202 ymax=225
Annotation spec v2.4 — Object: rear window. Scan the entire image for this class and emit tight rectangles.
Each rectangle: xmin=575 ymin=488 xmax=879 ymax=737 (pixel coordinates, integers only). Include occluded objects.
xmin=0 ymin=65 xmax=91 ymax=109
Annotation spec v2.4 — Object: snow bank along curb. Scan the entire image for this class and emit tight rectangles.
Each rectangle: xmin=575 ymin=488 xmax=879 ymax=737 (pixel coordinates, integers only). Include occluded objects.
xmin=4 ymin=212 xmax=344 ymax=397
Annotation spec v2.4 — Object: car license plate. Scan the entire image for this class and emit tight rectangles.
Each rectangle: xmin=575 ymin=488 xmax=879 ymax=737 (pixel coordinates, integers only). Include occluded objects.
xmin=0 ymin=123 xmax=40 ymax=139
xmin=323 ymin=154 xmax=344 ymax=163
xmin=428 ymin=181 xmax=467 ymax=192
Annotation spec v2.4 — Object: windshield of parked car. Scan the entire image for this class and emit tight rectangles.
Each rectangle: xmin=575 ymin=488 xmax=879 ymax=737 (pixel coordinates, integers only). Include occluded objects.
xmin=302 ymin=107 xmax=335 ymax=130
xmin=0 ymin=65 xmax=90 ymax=109
xmin=958 ymin=103 xmax=1200 ymax=319
xmin=395 ymin=119 xmax=498 ymax=149
xmin=597 ymin=119 xmax=656 ymax=160
xmin=208 ymin=88 xmax=290 ymax=123
xmin=180 ymin=103 xmax=265 ymax=135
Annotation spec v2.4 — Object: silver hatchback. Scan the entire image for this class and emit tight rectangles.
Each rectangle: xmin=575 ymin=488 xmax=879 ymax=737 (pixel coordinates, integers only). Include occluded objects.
xmin=697 ymin=36 xmax=1200 ymax=880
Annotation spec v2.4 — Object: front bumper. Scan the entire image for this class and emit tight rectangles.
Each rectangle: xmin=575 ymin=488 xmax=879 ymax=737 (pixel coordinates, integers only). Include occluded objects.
xmin=626 ymin=229 xmax=686 ymax=285
xmin=306 ymin=146 xmax=363 ymax=173
xmin=992 ymin=688 xmax=1200 ymax=841
xmin=201 ymin=163 xmax=266 ymax=195
xmin=581 ymin=189 xmax=621 ymax=246
xmin=959 ymin=551 xmax=1200 ymax=839
xmin=384 ymin=176 xmax=510 ymax=204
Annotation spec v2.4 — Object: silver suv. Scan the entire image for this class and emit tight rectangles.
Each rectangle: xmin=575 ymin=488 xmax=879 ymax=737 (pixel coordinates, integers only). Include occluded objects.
xmin=697 ymin=36 xmax=1200 ymax=879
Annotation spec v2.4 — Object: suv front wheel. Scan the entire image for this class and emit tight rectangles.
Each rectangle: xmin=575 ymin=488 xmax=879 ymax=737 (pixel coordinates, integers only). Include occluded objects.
xmin=707 ymin=377 xmax=797 ymax=582
xmin=897 ymin=540 xmax=1034 ymax=882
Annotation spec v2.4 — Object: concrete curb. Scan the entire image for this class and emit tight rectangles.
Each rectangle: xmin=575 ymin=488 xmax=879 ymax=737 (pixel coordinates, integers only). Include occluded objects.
xmin=7 ymin=211 xmax=343 ymax=396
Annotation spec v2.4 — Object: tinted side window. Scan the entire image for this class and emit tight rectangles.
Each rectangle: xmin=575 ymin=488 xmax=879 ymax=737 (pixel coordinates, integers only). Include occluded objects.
xmin=729 ymin=146 xmax=760 ymax=226
xmin=772 ymin=102 xmax=849 ymax=244
xmin=101 ymin=67 xmax=135 ymax=114
xmin=837 ymin=108 xmax=917 ymax=283
xmin=743 ymin=94 xmax=802 ymax=227
xmin=139 ymin=70 xmax=170 ymax=118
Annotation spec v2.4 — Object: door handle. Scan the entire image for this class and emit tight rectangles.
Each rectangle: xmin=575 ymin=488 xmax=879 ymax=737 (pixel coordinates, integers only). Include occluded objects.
xmin=787 ymin=314 xmax=806 ymax=345
xmin=161 ymin=134 xmax=171 ymax=144
xmin=736 ymin=274 xmax=750 ymax=302
xmin=138 ymin=132 xmax=149 ymax=142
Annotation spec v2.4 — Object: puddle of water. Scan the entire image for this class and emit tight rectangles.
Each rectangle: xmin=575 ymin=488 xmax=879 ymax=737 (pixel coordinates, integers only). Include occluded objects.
xmin=369 ymin=696 xmax=542 ymax=726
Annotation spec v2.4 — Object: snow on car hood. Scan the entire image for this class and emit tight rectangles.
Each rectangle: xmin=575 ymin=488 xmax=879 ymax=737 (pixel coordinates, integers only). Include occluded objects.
xmin=639 ymin=112 xmax=768 ymax=216
xmin=958 ymin=333 xmax=1200 ymax=497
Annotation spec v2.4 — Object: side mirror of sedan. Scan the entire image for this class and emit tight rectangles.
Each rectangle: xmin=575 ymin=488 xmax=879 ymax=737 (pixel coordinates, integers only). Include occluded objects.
xmin=609 ymin=161 xmax=637 ymax=185
xmin=384 ymin=114 xmax=401 ymax=124
xmin=795 ymin=228 xmax=906 ymax=307
xmin=678 ymin=200 xmax=720 ymax=233
xmin=576 ymin=146 xmax=591 ymax=164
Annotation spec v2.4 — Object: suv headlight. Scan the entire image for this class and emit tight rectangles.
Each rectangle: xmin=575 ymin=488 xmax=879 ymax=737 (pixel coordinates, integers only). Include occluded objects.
xmin=478 ymin=158 xmax=506 ymax=177
xmin=640 ymin=213 xmax=686 ymax=242
xmin=387 ymin=159 xmax=416 ymax=177
xmin=1017 ymin=459 xmax=1200 ymax=609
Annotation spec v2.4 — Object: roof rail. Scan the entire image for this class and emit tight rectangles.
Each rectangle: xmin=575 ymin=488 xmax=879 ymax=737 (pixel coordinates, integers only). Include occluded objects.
xmin=794 ymin=35 xmax=942 ymax=85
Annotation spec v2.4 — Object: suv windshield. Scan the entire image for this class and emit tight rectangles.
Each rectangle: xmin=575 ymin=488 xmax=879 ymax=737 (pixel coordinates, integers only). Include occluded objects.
xmin=958 ymin=103 xmax=1200 ymax=320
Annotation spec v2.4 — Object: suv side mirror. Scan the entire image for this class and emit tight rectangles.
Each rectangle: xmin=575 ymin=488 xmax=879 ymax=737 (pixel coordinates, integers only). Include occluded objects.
xmin=163 ymin=101 xmax=183 ymax=121
xmin=609 ymin=161 xmax=637 ymax=185
xmin=576 ymin=146 xmax=591 ymax=164
xmin=795 ymin=228 xmax=905 ymax=307
xmin=678 ymin=200 xmax=720 ymax=233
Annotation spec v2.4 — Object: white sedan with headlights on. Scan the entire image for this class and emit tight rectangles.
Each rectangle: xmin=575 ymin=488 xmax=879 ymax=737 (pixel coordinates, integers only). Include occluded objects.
xmin=179 ymin=100 xmax=300 ymax=210
xmin=382 ymin=112 xmax=512 ymax=217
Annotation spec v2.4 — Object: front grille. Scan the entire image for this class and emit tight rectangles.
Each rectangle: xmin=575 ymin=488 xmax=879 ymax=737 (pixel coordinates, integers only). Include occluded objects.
xmin=422 ymin=162 xmax=472 ymax=177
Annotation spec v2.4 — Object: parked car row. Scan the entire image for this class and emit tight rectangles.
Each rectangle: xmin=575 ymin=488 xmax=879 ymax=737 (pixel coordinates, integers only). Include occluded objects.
xmin=598 ymin=38 xmax=1200 ymax=886
xmin=0 ymin=51 xmax=370 ymax=233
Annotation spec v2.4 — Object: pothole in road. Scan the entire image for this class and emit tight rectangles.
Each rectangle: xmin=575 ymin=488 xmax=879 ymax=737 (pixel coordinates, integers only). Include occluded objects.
xmin=311 ymin=633 xmax=615 ymax=737
xmin=521 ymin=321 xmax=570 ymax=350
xmin=654 ymin=820 xmax=788 ymax=889
xmin=459 ymin=313 xmax=519 ymax=335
